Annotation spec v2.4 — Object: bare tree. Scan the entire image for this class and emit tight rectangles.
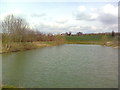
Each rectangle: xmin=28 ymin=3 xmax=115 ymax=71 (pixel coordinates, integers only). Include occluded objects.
xmin=2 ymin=15 xmax=29 ymax=41
xmin=2 ymin=15 xmax=29 ymax=50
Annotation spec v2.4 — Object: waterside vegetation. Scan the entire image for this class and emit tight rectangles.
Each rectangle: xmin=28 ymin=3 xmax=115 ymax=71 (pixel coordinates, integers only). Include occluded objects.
xmin=0 ymin=15 xmax=119 ymax=53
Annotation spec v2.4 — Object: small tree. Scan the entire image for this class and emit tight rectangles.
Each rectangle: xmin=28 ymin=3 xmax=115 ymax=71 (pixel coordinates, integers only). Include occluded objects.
xmin=112 ymin=31 xmax=115 ymax=37
xmin=68 ymin=32 xmax=71 ymax=36
xmin=76 ymin=32 xmax=83 ymax=36
xmin=2 ymin=15 xmax=29 ymax=42
xmin=2 ymin=15 xmax=29 ymax=50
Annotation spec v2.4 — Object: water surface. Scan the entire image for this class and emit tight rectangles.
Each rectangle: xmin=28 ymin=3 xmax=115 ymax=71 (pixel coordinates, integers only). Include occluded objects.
xmin=2 ymin=44 xmax=118 ymax=88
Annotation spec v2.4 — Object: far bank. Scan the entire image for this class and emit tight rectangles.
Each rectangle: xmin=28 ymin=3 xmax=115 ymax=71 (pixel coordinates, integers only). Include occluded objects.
xmin=1 ymin=35 xmax=119 ymax=53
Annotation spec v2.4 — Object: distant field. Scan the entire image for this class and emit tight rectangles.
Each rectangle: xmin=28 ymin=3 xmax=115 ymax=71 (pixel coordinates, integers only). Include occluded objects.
xmin=65 ymin=35 xmax=113 ymax=42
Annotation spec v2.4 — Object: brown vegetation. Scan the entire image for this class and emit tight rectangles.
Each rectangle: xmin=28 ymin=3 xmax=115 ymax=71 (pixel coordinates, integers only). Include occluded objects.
xmin=1 ymin=15 xmax=64 ymax=53
xmin=1 ymin=15 xmax=119 ymax=53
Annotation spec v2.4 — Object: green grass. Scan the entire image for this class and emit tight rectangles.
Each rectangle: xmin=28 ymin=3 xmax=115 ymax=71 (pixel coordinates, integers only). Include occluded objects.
xmin=64 ymin=34 xmax=118 ymax=47
xmin=64 ymin=35 xmax=120 ymax=48
xmin=1 ymin=34 xmax=118 ymax=53
xmin=65 ymin=35 xmax=113 ymax=42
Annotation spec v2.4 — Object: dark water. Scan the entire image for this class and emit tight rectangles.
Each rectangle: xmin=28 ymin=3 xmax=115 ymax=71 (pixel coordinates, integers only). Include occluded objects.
xmin=2 ymin=44 xmax=118 ymax=88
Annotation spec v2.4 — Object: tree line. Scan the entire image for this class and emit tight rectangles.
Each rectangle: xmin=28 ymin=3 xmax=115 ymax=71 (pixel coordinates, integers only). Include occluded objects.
xmin=1 ymin=15 xmax=57 ymax=44
xmin=1 ymin=15 xmax=119 ymax=49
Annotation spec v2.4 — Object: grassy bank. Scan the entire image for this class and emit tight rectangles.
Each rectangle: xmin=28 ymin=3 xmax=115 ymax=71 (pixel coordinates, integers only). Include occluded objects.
xmin=1 ymin=41 xmax=62 ymax=53
xmin=1 ymin=35 xmax=65 ymax=53
xmin=65 ymin=35 xmax=113 ymax=42
xmin=64 ymin=35 xmax=119 ymax=48
xmin=1 ymin=34 xmax=119 ymax=53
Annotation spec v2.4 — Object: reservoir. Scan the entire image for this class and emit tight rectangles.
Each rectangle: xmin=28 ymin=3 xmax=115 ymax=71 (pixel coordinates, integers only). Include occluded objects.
xmin=2 ymin=44 xmax=118 ymax=88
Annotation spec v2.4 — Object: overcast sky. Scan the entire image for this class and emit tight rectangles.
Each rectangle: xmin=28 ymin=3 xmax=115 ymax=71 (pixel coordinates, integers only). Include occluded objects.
xmin=0 ymin=0 xmax=119 ymax=34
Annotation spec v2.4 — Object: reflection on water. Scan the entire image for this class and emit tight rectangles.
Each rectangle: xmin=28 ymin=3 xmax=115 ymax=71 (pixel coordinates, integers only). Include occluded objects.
xmin=2 ymin=44 xmax=118 ymax=88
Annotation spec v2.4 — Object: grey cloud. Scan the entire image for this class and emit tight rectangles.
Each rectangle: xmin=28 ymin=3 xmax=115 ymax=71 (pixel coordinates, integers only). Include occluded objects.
xmin=35 ymin=20 xmax=118 ymax=34
xmin=98 ymin=13 xmax=117 ymax=25
xmin=56 ymin=19 xmax=68 ymax=24
xmin=37 ymin=23 xmax=96 ymax=34
xmin=75 ymin=12 xmax=96 ymax=21
xmin=36 ymin=23 xmax=69 ymax=34
xmin=31 ymin=13 xmax=46 ymax=17
xmin=74 ymin=5 xmax=118 ymax=25
xmin=56 ymin=20 xmax=68 ymax=24
xmin=74 ymin=11 xmax=117 ymax=25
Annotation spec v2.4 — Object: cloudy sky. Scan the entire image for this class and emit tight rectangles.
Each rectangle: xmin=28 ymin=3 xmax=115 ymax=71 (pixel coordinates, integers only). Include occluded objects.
xmin=0 ymin=0 xmax=119 ymax=34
